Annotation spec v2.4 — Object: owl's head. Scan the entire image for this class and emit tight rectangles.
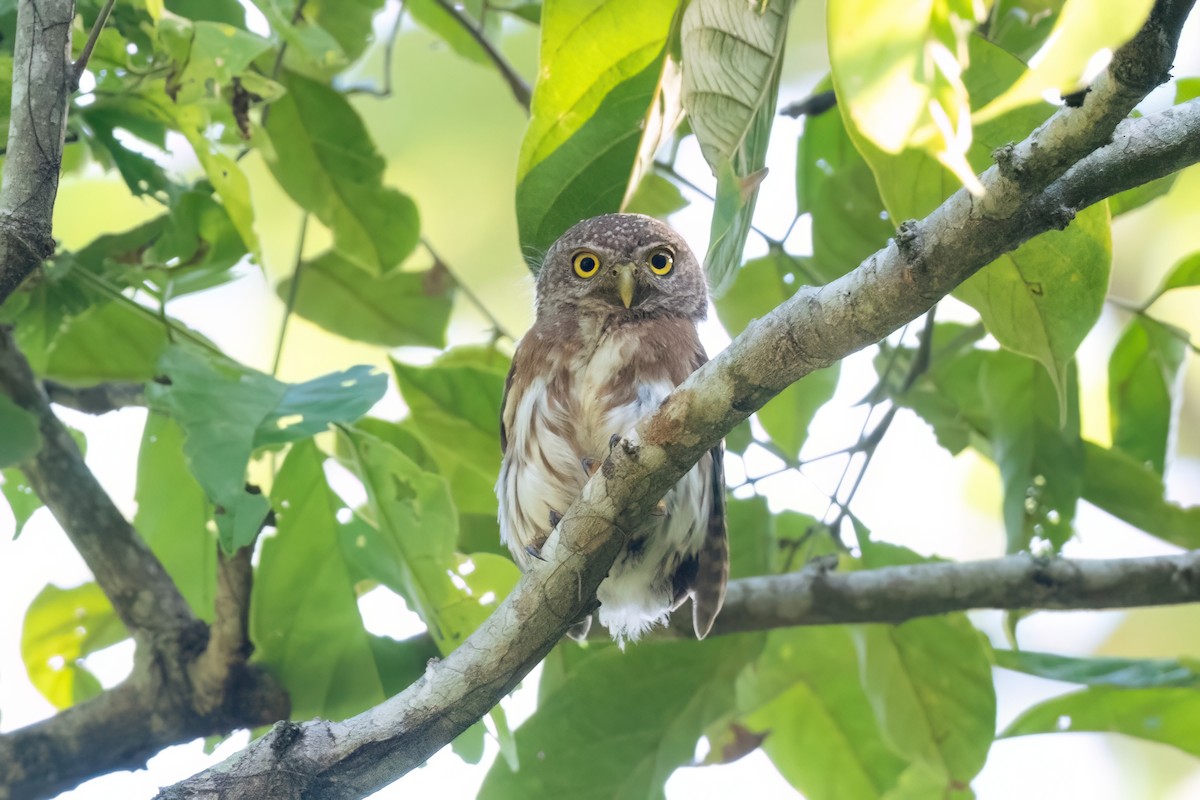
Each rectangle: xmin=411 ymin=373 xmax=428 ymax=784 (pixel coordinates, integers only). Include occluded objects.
xmin=535 ymin=214 xmax=708 ymax=321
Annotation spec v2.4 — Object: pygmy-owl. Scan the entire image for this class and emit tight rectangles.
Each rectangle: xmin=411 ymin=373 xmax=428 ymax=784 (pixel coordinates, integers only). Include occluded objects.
xmin=496 ymin=213 xmax=728 ymax=641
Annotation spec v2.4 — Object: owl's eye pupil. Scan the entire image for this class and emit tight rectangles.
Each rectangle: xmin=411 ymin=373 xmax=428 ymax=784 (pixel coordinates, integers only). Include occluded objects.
xmin=580 ymin=256 xmax=596 ymax=271
xmin=651 ymin=253 xmax=668 ymax=269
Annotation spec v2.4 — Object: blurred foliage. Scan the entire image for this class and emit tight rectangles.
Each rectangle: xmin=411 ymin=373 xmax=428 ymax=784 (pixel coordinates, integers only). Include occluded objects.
xmin=1 ymin=0 xmax=1199 ymax=797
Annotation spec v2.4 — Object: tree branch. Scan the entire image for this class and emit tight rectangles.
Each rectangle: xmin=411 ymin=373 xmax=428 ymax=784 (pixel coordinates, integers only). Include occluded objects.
xmin=429 ymin=0 xmax=532 ymax=113
xmin=160 ymin=23 xmax=1200 ymax=800
xmin=70 ymin=0 xmax=116 ymax=90
xmin=0 ymin=0 xmax=74 ymax=305
xmin=42 ymin=379 xmax=146 ymax=414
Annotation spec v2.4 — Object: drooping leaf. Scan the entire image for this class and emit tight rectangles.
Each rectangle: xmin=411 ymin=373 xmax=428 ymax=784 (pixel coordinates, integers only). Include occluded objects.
xmin=309 ymin=0 xmax=385 ymax=63
xmin=985 ymin=0 xmax=1064 ymax=62
xmin=515 ymin=0 xmax=678 ymax=266
xmin=1108 ymin=173 xmax=1179 ymax=216
xmin=265 ymin=72 xmax=419 ymax=275
xmin=981 ymin=351 xmax=1082 ymax=553
xmin=276 ymin=251 xmax=454 ymax=348
xmin=147 ymin=345 xmax=387 ymax=550
xmin=21 ymin=583 xmax=128 ymax=709
xmin=1 ymin=468 xmax=41 ymax=539
xmin=794 ymin=86 xmax=895 ymax=283
xmin=479 ymin=635 xmax=763 ymax=799
xmin=995 ymin=650 xmax=1200 ymax=689
xmin=1080 ymin=441 xmax=1200 ymax=550
xmin=390 ymin=347 xmax=509 ymax=517
xmin=406 ymin=0 xmax=491 ymax=64
xmin=134 ymin=413 xmax=217 ymax=621
xmin=975 ymin=0 xmax=1156 ymax=121
xmin=337 ymin=427 xmax=518 ymax=652
xmin=1002 ymin=686 xmax=1200 ymax=758
xmin=252 ymin=441 xmax=385 ymax=720
xmin=0 ymin=395 xmax=41 ymax=467
xmin=682 ymin=0 xmax=793 ymax=293
xmin=39 ymin=299 xmax=171 ymax=385
xmin=1108 ymin=316 xmax=1187 ymax=476
xmin=735 ymin=627 xmax=909 ymax=800
xmin=173 ymin=113 xmax=261 ymax=257
xmin=957 ymin=203 xmax=1110 ymax=413
xmin=853 ymin=616 xmax=995 ymax=790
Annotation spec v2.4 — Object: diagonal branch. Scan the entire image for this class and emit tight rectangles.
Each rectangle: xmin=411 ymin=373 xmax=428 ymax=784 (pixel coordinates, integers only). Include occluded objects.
xmin=160 ymin=46 xmax=1200 ymax=800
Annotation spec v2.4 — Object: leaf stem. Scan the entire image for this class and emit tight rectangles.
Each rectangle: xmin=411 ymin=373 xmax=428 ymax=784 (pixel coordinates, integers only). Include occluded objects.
xmin=272 ymin=213 xmax=309 ymax=377
xmin=429 ymin=0 xmax=531 ymax=113
xmin=422 ymin=238 xmax=514 ymax=341
xmin=70 ymin=0 xmax=117 ymax=91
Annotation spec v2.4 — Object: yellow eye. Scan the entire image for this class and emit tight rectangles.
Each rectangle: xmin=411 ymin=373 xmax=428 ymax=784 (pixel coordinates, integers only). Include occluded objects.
xmin=648 ymin=248 xmax=673 ymax=275
xmin=572 ymin=250 xmax=600 ymax=278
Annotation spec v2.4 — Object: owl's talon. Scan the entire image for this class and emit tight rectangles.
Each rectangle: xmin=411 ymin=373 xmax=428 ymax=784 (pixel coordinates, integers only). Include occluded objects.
xmin=651 ymin=499 xmax=667 ymax=516
xmin=609 ymin=433 xmax=621 ymax=451
xmin=525 ymin=544 xmax=547 ymax=562
xmin=581 ymin=456 xmax=599 ymax=477
xmin=549 ymin=509 xmax=563 ymax=528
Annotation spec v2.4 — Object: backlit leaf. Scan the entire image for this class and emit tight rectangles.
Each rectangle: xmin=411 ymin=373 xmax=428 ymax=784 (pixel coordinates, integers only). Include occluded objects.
xmin=1108 ymin=316 xmax=1187 ymax=475
xmin=0 ymin=395 xmax=40 ymax=467
xmin=995 ymin=649 xmax=1200 ymax=688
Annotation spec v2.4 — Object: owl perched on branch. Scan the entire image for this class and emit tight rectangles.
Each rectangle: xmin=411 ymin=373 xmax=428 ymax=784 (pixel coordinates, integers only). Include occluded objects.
xmin=497 ymin=213 xmax=728 ymax=641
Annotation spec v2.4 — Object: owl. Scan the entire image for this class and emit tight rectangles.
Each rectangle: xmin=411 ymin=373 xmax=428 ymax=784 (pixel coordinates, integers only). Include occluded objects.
xmin=497 ymin=213 xmax=728 ymax=642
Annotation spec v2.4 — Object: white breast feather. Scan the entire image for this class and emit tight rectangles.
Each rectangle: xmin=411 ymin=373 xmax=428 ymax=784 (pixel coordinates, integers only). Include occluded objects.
xmin=497 ymin=331 xmax=712 ymax=641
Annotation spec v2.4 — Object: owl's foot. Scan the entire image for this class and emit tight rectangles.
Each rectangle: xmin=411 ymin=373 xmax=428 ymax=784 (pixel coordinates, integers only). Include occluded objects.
xmin=549 ymin=509 xmax=563 ymax=528
xmin=609 ymin=433 xmax=621 ymax=451
xmin=527 ymin=527 xmax=553 ymax=562
xmin=524 ymin=544 xmax=547 ymax=562
xmin=651 ymin=499 xmax=667 ymax=516
xmin=566 ymin=614 xmax=593 ymax=642
xmin=581 ymin=456 xmax=599 ymax=477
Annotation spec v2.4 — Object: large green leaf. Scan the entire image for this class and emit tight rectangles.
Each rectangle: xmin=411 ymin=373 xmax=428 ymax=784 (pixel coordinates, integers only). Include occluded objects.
xmin=975 ymin=0 xmax=1156 ymax=121
xmin=265 ymin=73 xmax=420 ymax=275
xmin=337 ymin=427 xmax=517 ymax=652
xmin=39 ymin=299 xmax=170 ymax=385
xmin=147 ymin=346 xmax=387 ymax=550
xmin=249 ymin=0 xmax=349 ymax=79
xmin=829 ymin=0 xmax=984 ymax=190
xmin=21 ymin=583 xmax=128 ymax=709
xmin=956 ymin=203 xmax=1111 ymax=412
xmin=985 ymin=0 xmax=1064 ymax=62
xmin=1002 ymin=686 xmax=1200 ymax=758
xmin=390 ymin=347 xmax=509 ymax=517
xmin=1108 ymin=317 xmax=1187 ymax=476
xmin=995 ymin=650 xmax=1200 ymax=688
xmin=682 ymin=0 xmax=792 ymax=294
xmin=157 ymin=18 xmax=272 ymax=104
xmin=405 ymin=0 xmax=491 ymax=65
xmin=1080 ymin=441 xmax=1200 ymax=550
xmin=853 ymin=615 xmax=995 ymax=791
xmin=981 ymin=351 xmax=1082 ymax=553
xmin=134 ymin=413 xmax=217 ymax=621
xmin=736 ymin=627 xmax=909 ymax=799
xmin=1149 ymin=251 xmax=1200 ymax=303
xmin=0 ymin=395 xmax=40 ymax=467
xmin=479 ymin=635 xmax=763 ymax=799
xmin=276 ymin=251 xmax=454 ymax=348
xmin=252 ymin=442 xmax=385 ymax=720
xmin=515 ymin=0 xmax=678 ymax=266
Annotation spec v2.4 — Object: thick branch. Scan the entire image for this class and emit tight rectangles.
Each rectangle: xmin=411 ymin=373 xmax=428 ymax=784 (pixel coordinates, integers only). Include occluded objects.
xmin=0 ymin=0 xmax=74 ymax=305
xmin=160 ymin=67 xmax=1200 ymax=800
xmin=43 ymin=380 xmax=146 ymax=413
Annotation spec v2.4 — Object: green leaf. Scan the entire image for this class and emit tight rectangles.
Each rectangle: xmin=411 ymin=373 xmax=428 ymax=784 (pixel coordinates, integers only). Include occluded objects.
xmin=515 ymin=0 xmax=677 ymax=266
xmin=147 ymin=346 xmax=387 ymax=550
xmin=134 ymin=413 xmax=217 ymax=620
xmin=1150 ymin=251 xmax=1200 ymax=302
xmin=794 ymin=86 xmax=895 ymax=283
xmin=975 ymin=0 xmax=1156 ymax=121
xmin=981 ymin=351 xmax=1082 ymax=553
xmin=0 ymin=395 xmax=41 ymax=467
xmin=1108 ymin=174 xmax=1179 ymax=217
xmin=249 ymin=0 xmax=349 ymax=78
xmin=2 ymin=468 xmax=41 ymax=538
xmin=81 ymin=105 xmax=175 ymax=198
xmin=265 ymin=72 xmax=420 ymax=275
xmin=276 ymin=251 xmax=454 ymax=348
xmin=252 ymin=441 xmax=385 ymax=720
xmin=956 ymin=202 xmax=1111 ymax=412
xmin=1002 ymin=686 xmax=1200 ymax=758
xmin=1108 ymin=317 xmax=1187 ymax=475
xmin=853 ymin=614 xmax=996 ymax=789
xmin=390 ymin=347 xmax=509 ymax=517
xmin=829 ymin=0 xmax=984 ymax=191
xmin=1178 ymin=77 xmax=1200 ymax=103
xmin=479 ymin=635 xmax=763 ymax=799
xmin=986 ymin=0 xmax=1064 ymax=62
xmin=160 ymin=20 xmax=272 ymax=104
xmin=736 ymin=627 xmax=908 ymax=800
xmin=725 ymin=496 xmax=773 ymax=580
xmin=995 ymin=650 xmax=1200 ymax=688
xmin=21 ymin=583 xmax=128 ymax=709
xmin=40 ymin=299 xmax=170 ymax=385
xmin=1081 ymin=441 xmax=1200 ymax=550
xmin=339 ymin=427 xmax=518 ymax=652
xmin=758 ymin=368 xmax=839 ymax=460
xmin=174 ymin=115 xmax=260 ymax=257
xmin=367 ymin=632 xmax=440 ymax=697
xmin=681 ymin=0 xmax=792 ymax=294
xmin=309 ymin=0 xmax=385 ymax=63
xmin=623 ymin=172 xmax=689 ymax=219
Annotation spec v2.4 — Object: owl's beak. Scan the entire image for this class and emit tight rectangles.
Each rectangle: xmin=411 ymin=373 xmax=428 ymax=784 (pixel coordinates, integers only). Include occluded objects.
xmin=615 ymin=263 xmax=636 ymax=309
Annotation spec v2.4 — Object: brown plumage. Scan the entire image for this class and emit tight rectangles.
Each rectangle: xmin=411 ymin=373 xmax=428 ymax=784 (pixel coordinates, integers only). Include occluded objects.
xmin=497 ymin=213 xmax=728 ymax=641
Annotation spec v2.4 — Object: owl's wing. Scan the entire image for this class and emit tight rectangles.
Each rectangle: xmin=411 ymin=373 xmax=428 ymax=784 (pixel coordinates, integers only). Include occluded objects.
xmin=499 ymin=359 xmax=516 ymax=455
xmin=692 ymin=441 xmax=728 ymax=639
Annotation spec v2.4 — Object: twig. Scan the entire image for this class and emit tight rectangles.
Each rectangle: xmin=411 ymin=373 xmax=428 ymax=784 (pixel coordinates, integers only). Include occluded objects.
xmin=422 ymin=238 xmax=514 ymax=341
xmin=272 ymin=213 xmax=309 ymax=376
xmin=70 ymin=0 xmax=117 ymax=91
xmin=259 ymin=0 xmax=310 ymax=130
xmin=779 ymin=89 xmax=837 ymax=119
xmin=1107 ymin=295 xmax=1200 ymax=354
xmin=430 ymin=0 xmax=531 ymax=113
xmin=43 ymin=380 xmax=146 ymax=414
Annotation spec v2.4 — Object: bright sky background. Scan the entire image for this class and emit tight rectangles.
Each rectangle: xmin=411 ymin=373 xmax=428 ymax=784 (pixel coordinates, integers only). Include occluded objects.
xmin=2 ymin=2 xmax=1200 ymax=799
